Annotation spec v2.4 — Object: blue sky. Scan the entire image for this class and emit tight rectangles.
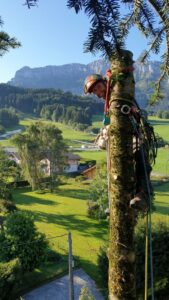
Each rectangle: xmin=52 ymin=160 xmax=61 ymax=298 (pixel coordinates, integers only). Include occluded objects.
xmin=0 ymin=0 xmax=163 ymax=83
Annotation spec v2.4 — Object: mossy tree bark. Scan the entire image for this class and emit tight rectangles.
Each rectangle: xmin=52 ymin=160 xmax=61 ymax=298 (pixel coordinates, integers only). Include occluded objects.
xmin=108 ymin=50 xmax=136 ymax=299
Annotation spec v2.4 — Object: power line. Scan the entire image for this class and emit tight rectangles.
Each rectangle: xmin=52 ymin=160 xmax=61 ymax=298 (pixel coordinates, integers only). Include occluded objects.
xmin=0 ymin=233 xmax=68 ymax=251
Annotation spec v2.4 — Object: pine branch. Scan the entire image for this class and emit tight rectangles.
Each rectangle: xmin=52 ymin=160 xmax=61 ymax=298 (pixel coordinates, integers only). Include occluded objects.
xmin=68 ymin=0 xmax=124 ymax=57
xmin=133 ymin=1 xmax=157 ymax=38
xmin=24 ymin=0 xmax=38 ymax=8
xmin=139 ymin=2 xmax=156 ymax=36
xmin=146 ymin=0 xmax=169 ymax=101
xmin=140 ymin=27 xmax=165 ymax=62
xmin=120 ymin=12 xmax=135 ymax=38
xmin=103 ymin=0 xmax=122 ymax=53
xmin=0 ymin=31 xmax=21 ymax=56
xmin=0 ymin=17 xmax=3 ymax=27
xmin=67 ymin=0 xmax=83 ymax=13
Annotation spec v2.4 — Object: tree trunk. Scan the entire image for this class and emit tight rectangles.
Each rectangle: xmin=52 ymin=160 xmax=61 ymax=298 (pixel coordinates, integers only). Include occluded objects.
xmin=108 ymin=50 xmax=136 ymax=299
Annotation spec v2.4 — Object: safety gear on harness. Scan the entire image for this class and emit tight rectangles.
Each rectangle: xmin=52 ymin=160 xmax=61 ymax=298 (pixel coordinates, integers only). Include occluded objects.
xmin=84 ymin=74 xmax=104 ymax=94
xmin=130 ymin=191 xmax=148 ymax=212
xmin=95 ymin=126 xmax=109 ymax=150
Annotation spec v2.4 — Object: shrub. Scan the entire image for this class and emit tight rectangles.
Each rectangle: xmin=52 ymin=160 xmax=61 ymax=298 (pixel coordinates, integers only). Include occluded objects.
xmin=0 ymin=184 xmax=12 ymax=200
xmin=0 ymin=258 xmax=22 ymax=300
xmin=155 ymin=134 xmax=168 ymax=148
xmin=45 ymin=248 xmax=62 ymax=263
xmin=0 ymin=125 xmax=5 ymax=134
xmin=0 ymin=211 xmax=48 ymax=271
xmin=79 ymin=285 xmax=95 ymax=300
xmin=156 ymin=110 xmax=163 ymax=118
xmin=87 ymin=163 xmax=108 ymax=219
xmin=161 ymin=110 xmax=169 ymax=119
xmin=97 ymin=222 xmax=169 ymax=299
xmin=87 ymin=201 xmax=100 ymax=218
xmin=74 ymin=123 xmax=89 ymax=131
xmin=97 ymin=246 xmax=108 ymax=288
xmin=0 ymin=199 xmax=17 ymax=214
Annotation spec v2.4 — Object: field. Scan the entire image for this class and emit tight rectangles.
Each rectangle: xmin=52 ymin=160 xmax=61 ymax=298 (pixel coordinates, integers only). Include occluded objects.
xmin=20 ymin=118 xmax=93 ymax=143
xmin=1 ymin=115 xmax=169 ymax=297
xmin=12 ymin=179 xmax=108 ymax=296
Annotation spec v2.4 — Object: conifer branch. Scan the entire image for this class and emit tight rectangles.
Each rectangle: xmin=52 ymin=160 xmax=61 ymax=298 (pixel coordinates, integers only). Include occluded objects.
xmin=0 ymin=31 xmax=21 ymax=56
xmin=25 ymin=0 xmax=38 ymax=8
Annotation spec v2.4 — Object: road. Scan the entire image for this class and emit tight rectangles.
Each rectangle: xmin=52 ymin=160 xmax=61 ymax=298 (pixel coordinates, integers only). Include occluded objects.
xmin=22 ymin=268 xmax=105 ymax=300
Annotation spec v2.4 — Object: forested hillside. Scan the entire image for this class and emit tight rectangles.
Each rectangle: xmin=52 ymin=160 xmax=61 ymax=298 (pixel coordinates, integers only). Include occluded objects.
xmin=0 ymin=84 xmax=103 ymax=128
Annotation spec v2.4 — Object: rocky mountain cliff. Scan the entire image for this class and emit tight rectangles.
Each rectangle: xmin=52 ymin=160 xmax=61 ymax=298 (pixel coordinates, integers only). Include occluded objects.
xmin=8 ymin=59 xmax=168 ymax=109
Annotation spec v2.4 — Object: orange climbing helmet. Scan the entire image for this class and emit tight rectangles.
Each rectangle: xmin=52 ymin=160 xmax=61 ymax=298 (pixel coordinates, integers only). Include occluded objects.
xmin=84 ymin=74 xmax=104 ymax=94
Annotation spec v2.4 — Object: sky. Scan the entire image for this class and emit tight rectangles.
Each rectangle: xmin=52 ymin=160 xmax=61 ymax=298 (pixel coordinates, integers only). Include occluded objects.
xmin=0 ymin=0 xmax=164 ymax=83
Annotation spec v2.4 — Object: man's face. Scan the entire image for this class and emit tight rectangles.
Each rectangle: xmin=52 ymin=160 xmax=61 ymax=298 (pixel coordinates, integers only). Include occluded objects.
xmin=91 ymin=81 xmax=106 ymax=99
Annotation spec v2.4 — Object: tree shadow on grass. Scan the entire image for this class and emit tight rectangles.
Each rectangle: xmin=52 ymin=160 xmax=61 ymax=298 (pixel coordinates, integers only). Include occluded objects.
xmin=155 ymin=204 xmax=169 ymax=215
xmin=153 ymin=181 xmax=169 ymax=195
xmin=13 ymin=187 xmax=89 ymax=204
xmin=13 ymin=191 xmax=58 ymax=206
xmin=150 ymin=120 xmax=169 ymax=126
xmin=56 ymin=188 xmax=89 ymax=200
xmin=155 ymin=192 xmax=169 ymax=199
xmin=155 ymin=196 xmax=169 ymax=215
xmin=32 ymin=211 xmax=108 ymax=240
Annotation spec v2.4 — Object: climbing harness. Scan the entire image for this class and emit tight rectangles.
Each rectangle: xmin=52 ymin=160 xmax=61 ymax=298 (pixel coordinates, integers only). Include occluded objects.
xmin=103 ymin=66 xmax=136 ymax=125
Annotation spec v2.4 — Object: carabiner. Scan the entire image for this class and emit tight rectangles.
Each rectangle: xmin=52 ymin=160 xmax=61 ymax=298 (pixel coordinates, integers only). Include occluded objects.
xmin=121 ymin=104 xmax=131 ymax=115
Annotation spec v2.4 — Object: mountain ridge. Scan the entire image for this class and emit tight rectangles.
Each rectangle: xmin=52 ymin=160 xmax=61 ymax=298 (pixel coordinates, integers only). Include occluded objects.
xmin=8 ymin=59 xmax=168 ymax=109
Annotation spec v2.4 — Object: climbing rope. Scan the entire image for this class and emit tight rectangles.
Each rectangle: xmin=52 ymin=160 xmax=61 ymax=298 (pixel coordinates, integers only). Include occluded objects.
xmin=145 ymin=212 xmax=149 ymax=300
xmin=129 ymin=114 xmax=155 ymax=300
xmin=139 ymin=142 xmax=155 ymax=300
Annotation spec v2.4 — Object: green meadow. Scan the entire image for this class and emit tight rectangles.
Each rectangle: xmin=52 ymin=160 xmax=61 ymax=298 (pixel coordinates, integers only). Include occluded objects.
xmin=19 ymin=118 xmax=93 ymax=142
xmin=0 ymin=115 xmax=169 ymax=296
xmin=12 ymin=180 xmax=108 ymax=296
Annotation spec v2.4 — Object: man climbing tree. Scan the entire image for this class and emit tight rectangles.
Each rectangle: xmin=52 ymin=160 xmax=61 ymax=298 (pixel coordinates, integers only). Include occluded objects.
xmin=84 ymin=73 xmax=155 ymax=212
xmin=26 ymin=0 xmax=169 ymax=299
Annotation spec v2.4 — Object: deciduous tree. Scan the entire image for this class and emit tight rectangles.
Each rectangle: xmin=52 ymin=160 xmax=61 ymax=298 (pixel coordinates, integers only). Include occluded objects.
xmin=12 ymin=122 xmax=67 ymax=191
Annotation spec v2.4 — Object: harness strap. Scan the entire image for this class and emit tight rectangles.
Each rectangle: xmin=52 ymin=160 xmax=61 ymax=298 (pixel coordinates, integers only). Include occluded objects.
xmin=104 ymin=69 xmax=112 ymax=115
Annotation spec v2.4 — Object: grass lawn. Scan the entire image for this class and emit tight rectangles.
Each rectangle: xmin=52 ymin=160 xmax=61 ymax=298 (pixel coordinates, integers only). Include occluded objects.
xmin=12 ymin=177 xmax=169 ymax=298
xmin=74 ymin=150 xmax=107 ymax=163
xmin=153 ymin=147 xmax=169 ymax=175
xmin=149 ymin=117 xmax=169 ymax=143
xmin=152 ymin=180 xmax=169 ymax=224
xmin=92 ymin=114 xmax=103 ymax=128
xmin=20 ymin=118 xmax=93 ymax=142
xmin=12 ymin=179 xmax=108 ymax=295
xmin=0 ymin=118 xmax=95 ymax=149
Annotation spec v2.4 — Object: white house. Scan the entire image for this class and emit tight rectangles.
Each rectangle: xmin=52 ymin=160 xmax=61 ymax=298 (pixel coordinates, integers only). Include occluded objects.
xmin=64 ymin=153 xmax=81 ymax=173
xmin=4 ymin=147 xmax=81 ymax=175
xmin=4 ymin=147 xmax=21 ymax=164
xmin=39 ymin=153 xmax=81 ymax=175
